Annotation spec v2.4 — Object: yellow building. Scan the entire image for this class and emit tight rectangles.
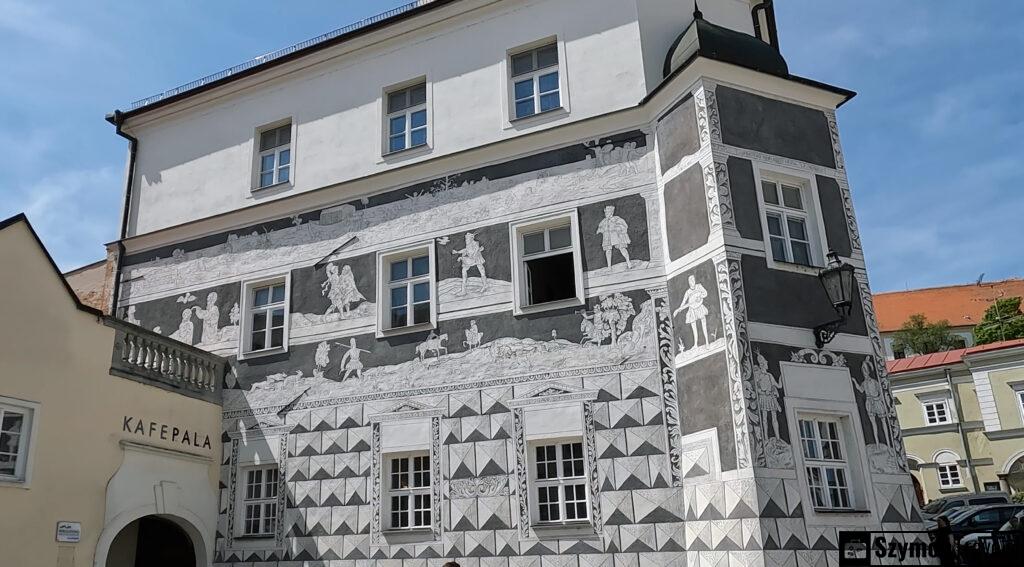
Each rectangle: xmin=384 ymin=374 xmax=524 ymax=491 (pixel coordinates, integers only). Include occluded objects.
xmin=888 ymin=338 xmax=1024 ymax=504
xmin=0 ymin=214 xmax=227 ymax=567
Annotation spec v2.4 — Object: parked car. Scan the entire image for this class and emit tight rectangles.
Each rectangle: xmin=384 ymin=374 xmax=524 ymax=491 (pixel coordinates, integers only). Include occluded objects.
xmin=958 ymin=509 xmax=1024 ymax=560
xmin=940 ymin=504 xmax=1024 ymax=540
xmin=919 ymin=492 xmax=1011 ymax=520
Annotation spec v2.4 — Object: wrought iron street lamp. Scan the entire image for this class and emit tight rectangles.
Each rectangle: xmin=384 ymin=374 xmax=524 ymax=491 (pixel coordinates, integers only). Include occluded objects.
xmin=813 ymin=251 xmax=857 ymax=348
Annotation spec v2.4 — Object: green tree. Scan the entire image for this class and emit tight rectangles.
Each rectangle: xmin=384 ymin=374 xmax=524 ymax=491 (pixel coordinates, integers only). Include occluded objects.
xmin=891 ymin=314 xmax=963 ymax=356
xmin=974 ymin=296 xmax=1024 ymax=345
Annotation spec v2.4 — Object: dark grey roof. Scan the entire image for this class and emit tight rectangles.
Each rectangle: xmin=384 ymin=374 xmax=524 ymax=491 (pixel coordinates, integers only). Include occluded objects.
xmin=663 ymin=15 xmax=789 ymax=79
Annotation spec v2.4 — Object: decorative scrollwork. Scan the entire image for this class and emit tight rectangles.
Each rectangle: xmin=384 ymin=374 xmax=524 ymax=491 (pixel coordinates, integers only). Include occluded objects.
xmin=648 ymin=288 xmax=684 ymax=487
xmin=790 ymin=348 xmax=848 ymax=367
xmin=715 ymin=254 xmax=756 ymax=468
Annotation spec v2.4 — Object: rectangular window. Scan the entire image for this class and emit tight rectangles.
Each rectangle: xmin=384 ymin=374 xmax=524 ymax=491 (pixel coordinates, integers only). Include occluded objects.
xmin=938 ymin=464 xmax=962 ymax=488
xmin=798 ymin=418 xmax=852 ymax=510
xmin=256 ymin=123 xmax=292 ymax=189
xmin=761 ymin=179 xmax=815 ymax=266
xmin=387 ymin=453 xmax=432 ymax=530
xmin=241 ymin=276 xmax=289 ymax=356
xmin=378 ymin=244 xmax=435 ymax=334
xmin=510 ymin=42 xmax=561 ymax=119
xmin=242 ymin=466 xmax=280 ymax=537
xmin=511 ymin=213 xmax=583 ymax=313
xmin=1015 ymin=387 xmax=1024 ymax=422
xmin=531 ymin=441 xmax=588 ymax=524
xmin=0 ymin=403 xmax=32 ymax=482
xmin=923 ymin=399 xmax=951 ymax=425
xmin=386 ymin=82 xmax=428 ymax=154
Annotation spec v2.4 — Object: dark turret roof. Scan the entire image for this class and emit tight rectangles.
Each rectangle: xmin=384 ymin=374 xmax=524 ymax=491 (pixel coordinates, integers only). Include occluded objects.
xmin=663 ymin=14 xmax=789 ymax=79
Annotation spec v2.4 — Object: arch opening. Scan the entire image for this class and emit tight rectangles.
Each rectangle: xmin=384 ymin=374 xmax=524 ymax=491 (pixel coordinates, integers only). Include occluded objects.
xmin=106 ymin=515 xmax=197 ymax=567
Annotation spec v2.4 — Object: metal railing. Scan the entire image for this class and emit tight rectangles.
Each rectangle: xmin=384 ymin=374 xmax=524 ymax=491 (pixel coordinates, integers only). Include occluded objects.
xmin=127 ymin=1 xmax=422 ymax=111
xmin=107 ymin=318 xmax=226 ymax=404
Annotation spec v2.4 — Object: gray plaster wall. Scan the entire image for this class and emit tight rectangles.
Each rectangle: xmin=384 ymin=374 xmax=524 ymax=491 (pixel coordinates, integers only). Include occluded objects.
xmin=663 ymin=164 xmax=709 ymax=260
xmin=655 ymin=95 xmax=700 ymax=172
xmin=815 ymin=175 xmax=853 ymax=258
xmin=716 ymin=85 xmax=836 ymax=169
xmin=726 ymin=157 xmax=763 ymax=240
xmin=741 ymin=255 xmax=868 ymax=336
xmin=676 ymin=350 xmax=736 ymax=471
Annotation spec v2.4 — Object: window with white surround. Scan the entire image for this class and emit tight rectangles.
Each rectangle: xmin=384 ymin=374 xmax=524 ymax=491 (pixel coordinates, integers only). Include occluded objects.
xmin=754 ymin=168 xmax=828 ymax=270
xmin=378 ymin=243 xmax=435 ymax=334
xmin=242 ymin=466 xmax=280 ymax=537
xmin=255 ymin=122 xmax=292 ymax=189
xmin=385 ymin=82 xmax=428 ymax=154
xmin=936 ymin=451 xmax=963 ymax=488
xmin=510 ymin=212 xmax=584 ymax=314
xmin=1014 ymin=385 xmax=1024 ymax=424
xmin=386 ymin=452 xmax=432 ymax=530
xmin=798 ymin=417 xmax=853 ymax=510
xmin=0 ymin=401 xmax=34 ymax=483
xmin=510 ymin=41 xmax=561 ymax=119
xmin=240 ymin=275 xmax=289 ymax=357
xmin=923 ymin=398 xmax=952 ymax=425
xmin=530 ymin=440 xmax=588 ymax=524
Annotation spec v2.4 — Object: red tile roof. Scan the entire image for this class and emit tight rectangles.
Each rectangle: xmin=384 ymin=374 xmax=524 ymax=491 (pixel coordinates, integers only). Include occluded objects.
xmin=874 ymin=278 xmax=1024 ymax=333
xmin=886 ymin=338 xmax=1024 ymax=374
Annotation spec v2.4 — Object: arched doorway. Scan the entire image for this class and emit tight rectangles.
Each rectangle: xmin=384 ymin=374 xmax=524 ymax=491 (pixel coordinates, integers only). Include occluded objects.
xmin=106 ymin=516 xmax=196 ymax=567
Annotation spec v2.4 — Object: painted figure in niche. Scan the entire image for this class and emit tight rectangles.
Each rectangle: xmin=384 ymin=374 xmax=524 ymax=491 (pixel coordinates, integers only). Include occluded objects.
xmin=674 ymin=275 xmax=710 ymax=348
xmin=464 ymin=320 xmax=484 ymax=350
xmin=125 ymin=305 xmax=141 ymax=326
xmin=452 ymin=233 xmax=488 ymax=295
xmin=322 ymin=263 xmax=364 ymax=317
xmin=193 ymin=292 xmax=220 ymax=344
xmin=596 ymin=206 xmax=632 ymax=270
xmin=169 ymin=308 xmax=195 ymax=344
xmin=854 ymin=367 xmax=891 ymax=446
xmin=753 ymin=352 xmax=783 ymax=440
xmin=338 ymin=338 xmax=369 ymax=381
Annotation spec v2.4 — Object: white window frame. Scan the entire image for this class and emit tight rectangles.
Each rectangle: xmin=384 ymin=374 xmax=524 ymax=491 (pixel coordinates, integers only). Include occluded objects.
xmin=238 ymin=274 xmax=291 ymax=360
xmin=376 ymin=242 xmax=437 ymax=337
xmin=921 ymin=397 xmax=952 ymax=426
xmin=253 ymin=120 xmax=294 ymax=191
xmin=935 ymin=451 xmax=963 ymax=489
xmin=1013 ymin=384 xmax=1024 ymax=426
xmin=751 ymin=163 xmax=830 ymax=274
xmin=240 ymin=465 xmax=280 ymax=538
xmin=528 ymin=438 xmax=589 ymax=526
xmin=384 ymin=451 xmax=433 ymax=531
xmin=797 ymin=415 xmax=854 ymax=511
xmin=383 ymin=79 xmax=430 ymax=156
xmin=504 ymin=38 xmax=570 ymax=125
xmin=0 ymin=397 xmax=39 ymax=487
xmin=509 ymin=210 xmax=585 ymax=316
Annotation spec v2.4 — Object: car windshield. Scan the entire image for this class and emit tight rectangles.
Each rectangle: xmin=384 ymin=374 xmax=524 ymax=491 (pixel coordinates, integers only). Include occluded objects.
xmin=922 ymin=500 xmax=947 ymax=513
xmin=947 ymin=507 xmax=980 ymax=523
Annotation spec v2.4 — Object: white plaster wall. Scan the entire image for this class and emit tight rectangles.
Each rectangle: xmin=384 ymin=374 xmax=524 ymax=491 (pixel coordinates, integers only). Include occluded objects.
xmin=127 ymin=0 xmax=652 ymax=236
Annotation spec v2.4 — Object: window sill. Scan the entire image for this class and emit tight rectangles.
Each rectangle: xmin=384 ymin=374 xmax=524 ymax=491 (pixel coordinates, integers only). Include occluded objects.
xmin=376 ymin=321 xmax=436 ymax=340
xmin=514 ymin=296 xmax=584 ymax=317
xmin=382 ymin=527 xmax=433 ymax=535
xmin=237 ymin=345 xmax=288 ymax=362
xmin=508 ymin=106 xmax=568 ymax=128
xmin=251 ymin=181 xmax=293 ymax=194
xmin=811 ymin=508 xmax=871 ymax=515
xmin=533 ymin=520 xmax=593 ymax=530
xmin=0 ymin=477 xmax=29 ymax=490
xmin=766 ymin=258 xmax=823 ymax=276
xmin=381 ymin=143 xmax=431 ymax=163
xmin=233 ymin=534 xmax=276 ymax=541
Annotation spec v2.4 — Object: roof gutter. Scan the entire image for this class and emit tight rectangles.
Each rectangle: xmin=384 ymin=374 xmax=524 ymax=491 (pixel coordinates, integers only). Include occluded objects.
xmin=105 ymin=110 xmax=138 ymax=316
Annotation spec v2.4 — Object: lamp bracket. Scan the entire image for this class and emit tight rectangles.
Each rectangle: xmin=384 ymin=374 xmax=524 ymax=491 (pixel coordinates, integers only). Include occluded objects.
xmin=813 ymin=317 xmax=846 ymax=348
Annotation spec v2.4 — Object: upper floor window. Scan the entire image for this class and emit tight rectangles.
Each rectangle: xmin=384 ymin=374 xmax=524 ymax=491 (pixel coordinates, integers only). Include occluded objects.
xmin=798 ymin=417 xmax=852 ymax=510
xmin=386 ymin=452 xmax=432 ymax=530
xmin=761 ymin=178 xmax=816 ymax=266
xmin=935 ymin=451 xmax=963 ymax=488
xmin=530 ymin=440 xmax=588 ymax=524
xmin=378 ymin=244 xmax=435 ymax=334
xmin=242 ymin=466 xmax=280 ymax=537
xmin=256 ymin=122 xmax=292 ymax=189
xmin=0 ymin=401 xmax=34 ymax=483
xmin=240 ymin=275 xmax=289 ymax=357
xmin=510 ymin=212 xmax=584 ymax=314
xmin=510 ymin=42 xmax=561 ymax=119
xmin=1015 ymin=385 xmax=1024 ymax=423
xmin=923 ymin=398 xmax=952 ymax=425
xmin=386 ymin=82 xmax=428 ymax=154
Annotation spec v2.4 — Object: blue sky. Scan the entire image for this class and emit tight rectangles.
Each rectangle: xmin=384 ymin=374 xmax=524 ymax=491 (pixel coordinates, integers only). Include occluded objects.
xmin=0 ymin=1 xmax=1020 ymax=292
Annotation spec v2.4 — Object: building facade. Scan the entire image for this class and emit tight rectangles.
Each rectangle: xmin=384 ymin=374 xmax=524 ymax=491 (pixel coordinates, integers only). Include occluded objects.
xmin=874 ymin=278 xmax=1024 ymax=360
xmin=889 ymin=340 xmax=1024 ymax=503
xmin=0 ymin=214 xmax=226 ymax=567
xmin=106 ymin=1 xmax=922 ymax=565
